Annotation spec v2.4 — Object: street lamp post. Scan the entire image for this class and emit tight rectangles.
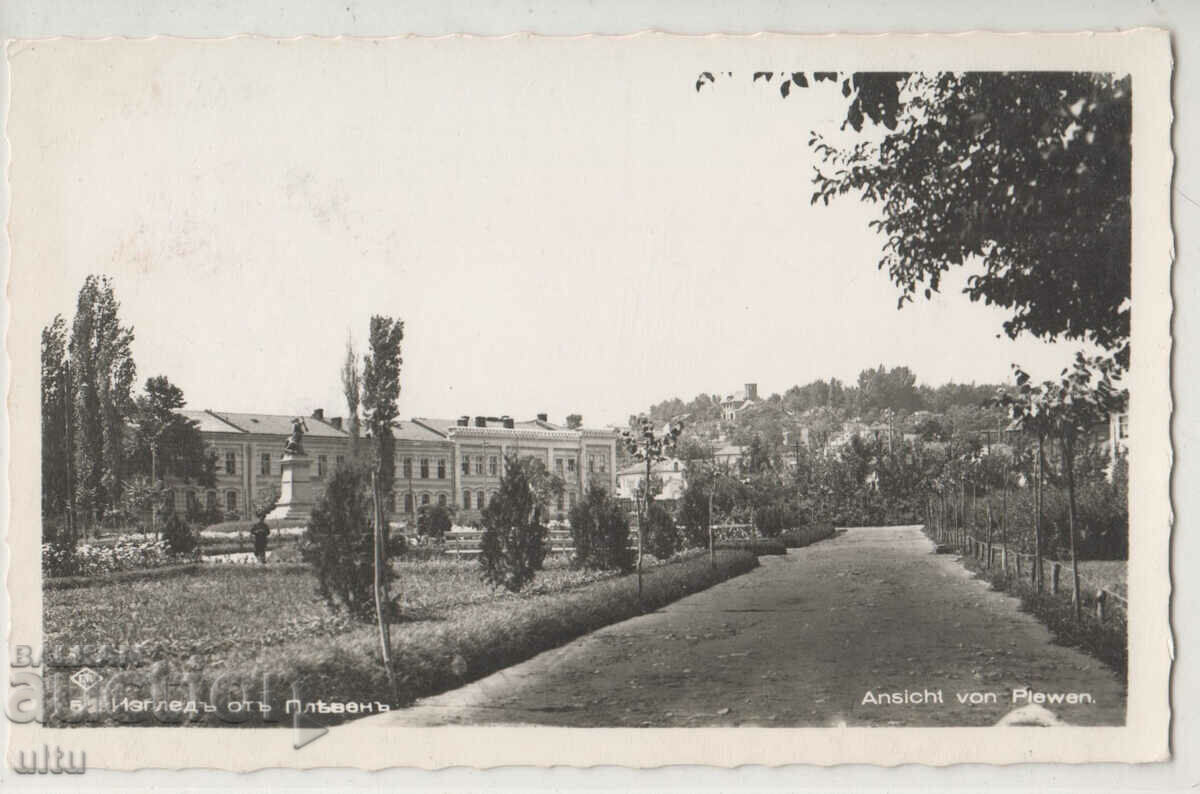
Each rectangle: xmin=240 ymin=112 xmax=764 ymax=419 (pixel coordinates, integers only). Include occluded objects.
xmin=621 ymin=416 xmax=683 ymax=606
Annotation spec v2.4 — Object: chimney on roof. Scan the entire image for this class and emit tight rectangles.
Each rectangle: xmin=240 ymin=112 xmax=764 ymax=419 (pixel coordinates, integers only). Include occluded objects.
xmin=311 ymin=408 xmax=325 ymax=421
xmin=474 ymin=416 xmax=487 ymax=428
xmin=537 ymin=413 xmax=548 ymax=422
xmin=501 ymin=415 xmax=514 ymax=429
xmin=329 ymin=417 xmax=343 ymax=430
xmin=457 ymin=416 xmax=470 ymax=427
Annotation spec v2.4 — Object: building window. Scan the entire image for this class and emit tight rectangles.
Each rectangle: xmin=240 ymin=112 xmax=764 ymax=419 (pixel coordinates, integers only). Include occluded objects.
xmin=420 ymin=458 xmax=429 ymax=479
xmin=474 ymin=456 xmax=484 ymax=475
xmin=438 ymin=493 xmax=447 ymax=507
xmin=260 ymin=453 xmax=271 ymax=476
xmin=206 ymin=490 xmax=217 ymax=511
xmin=226 ymin=491 xmax=238 ymax=513
xmin=421 ymin=493 xmax=430 ymax=506
xmin=1118 ymin=414 xmax=1129 ymax=440
xmin=437 ymin=459 xmax=446 ymax=479
xmin=336 ymin=455 xmax=345 ymax=468
xmin=317 ymin=455 xmax=327 ymax=477
xmin=403 ymin=457 xmax=413 ymax=479
xmin=567 ymin=458 xmax=576 ymax=474
xmin=556 ymin=492 xmax=565 ymax=512
xmin=404 ymin=493 xmax=413 ymax=513
xmin=463 ymin=491 xmax=472 ymax=509
xmin=477 ymin=491 xmax=486 ymax=510
xmin=186 ymin=490 xmax=198 ymax=512
xmin=556 ymin=459 xmax=564 ymax=475
xmin=386 ymin=492 xmax=396 ymax=513
xmin=225 ymin=451 xmax=236 ymax=475
xmin=490 ymin=491 xmax=499 ymax=506
xmin=489 ymin=456 xmax=498 ymax=476
xmin=599 ymin=455 xmax=608 ymax=473
xmin=588 ymin=455 xmax=595 ymax=474
xmin=461 ymin=455 xmax=470 ymax=475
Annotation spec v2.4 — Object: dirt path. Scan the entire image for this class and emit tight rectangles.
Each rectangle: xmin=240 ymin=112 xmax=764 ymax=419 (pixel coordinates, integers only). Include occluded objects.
xmin=371 ymin=526 xmax=1126 ymax=727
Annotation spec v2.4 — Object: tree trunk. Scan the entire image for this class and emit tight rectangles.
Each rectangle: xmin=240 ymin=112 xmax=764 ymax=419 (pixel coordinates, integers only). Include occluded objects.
xmin=1064 ymin=432 xmax=1082 ymax=623
xmin=1000 ymin=465 xmax=1009 ymax=573
xmin=371 ymin=471 xmax=397 ymax=695
xmin=708 ymin=484 xmax=715 ymax=569
xmin=1034 ymin=435 xmax=1044 ymax=591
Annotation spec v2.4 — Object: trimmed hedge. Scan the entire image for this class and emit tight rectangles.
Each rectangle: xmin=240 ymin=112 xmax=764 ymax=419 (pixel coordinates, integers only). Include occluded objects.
xmin=777 ymin=523 xmax=836 ymax=549
xmin=714 ymin=538 xmax=787 ymax=556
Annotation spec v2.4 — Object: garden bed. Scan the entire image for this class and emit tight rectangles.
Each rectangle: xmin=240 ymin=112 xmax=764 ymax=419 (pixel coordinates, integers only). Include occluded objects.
xmin=42 ymin=549 xmax=758 ymax=726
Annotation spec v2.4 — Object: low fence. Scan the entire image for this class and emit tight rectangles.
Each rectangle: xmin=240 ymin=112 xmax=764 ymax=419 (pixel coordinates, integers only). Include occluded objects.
xmin=928 ymin=524 xmax=1127 ymax=624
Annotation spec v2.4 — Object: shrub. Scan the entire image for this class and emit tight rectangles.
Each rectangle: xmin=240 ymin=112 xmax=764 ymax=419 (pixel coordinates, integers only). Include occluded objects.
xmin=417 ymin=504 xmax=454 ymax=539
xmin=479 ymin=457 xmax=546 ymax=592
xmin=568 ymin=486 xmax=634 ymax=572
xmin=644 ymin=502 xmax=680 ymax=560
xmin=162 ymin=512 xmax=199 ymax=556
xmin=303 ymin=462 xmax=391 ymax=620
xmin=714 ymin=538 xmax=787 ymax=556
xmin=777 ymin=523 xmax=836 ymax=548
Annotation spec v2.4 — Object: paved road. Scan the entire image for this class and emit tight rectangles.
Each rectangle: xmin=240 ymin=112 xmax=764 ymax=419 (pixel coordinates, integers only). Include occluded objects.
xmin=373 ymin=525 xmax=1126 ymax=727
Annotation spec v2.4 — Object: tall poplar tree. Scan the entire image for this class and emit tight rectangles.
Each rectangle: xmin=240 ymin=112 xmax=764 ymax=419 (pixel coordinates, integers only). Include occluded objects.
xmin=67 ymin=275 xmax=136 ymax=528
xmin=361 ymin=316 xmax=404 ymax=512
xmin=341 ymin=335 xmax=362 ymax=459
xmin=41 ymin=315 xmax=71 ymax=530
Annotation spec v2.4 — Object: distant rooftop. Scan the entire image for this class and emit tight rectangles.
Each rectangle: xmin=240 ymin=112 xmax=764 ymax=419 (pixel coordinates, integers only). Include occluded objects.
xmin=181 ymin=410 xmax=348 ymax=438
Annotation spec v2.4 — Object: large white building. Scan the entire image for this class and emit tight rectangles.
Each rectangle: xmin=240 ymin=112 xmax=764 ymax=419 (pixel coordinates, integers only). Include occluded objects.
xmin=175 ymin=409 xmax=619 ymax=525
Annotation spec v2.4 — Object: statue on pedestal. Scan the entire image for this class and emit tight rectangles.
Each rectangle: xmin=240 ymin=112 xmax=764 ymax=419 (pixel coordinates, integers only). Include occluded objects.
xmin=283 ymin=417 xmax=307 ymax=456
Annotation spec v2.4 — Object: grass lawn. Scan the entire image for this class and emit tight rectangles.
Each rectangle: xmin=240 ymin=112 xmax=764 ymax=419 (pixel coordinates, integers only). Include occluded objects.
xmin=43 ymin=550 xmax=757 ymax=726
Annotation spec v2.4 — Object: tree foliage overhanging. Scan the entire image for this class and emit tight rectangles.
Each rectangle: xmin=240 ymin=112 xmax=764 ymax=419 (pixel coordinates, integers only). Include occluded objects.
xmin=811 ymin=72 xmax=1131 ymax=367
xmin=700 ymin=71 xmax=1132 ymax=369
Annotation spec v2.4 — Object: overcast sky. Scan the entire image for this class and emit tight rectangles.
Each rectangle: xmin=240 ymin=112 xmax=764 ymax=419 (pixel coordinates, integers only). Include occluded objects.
xmin=14 ymin=37 xmax=1088 ymax=428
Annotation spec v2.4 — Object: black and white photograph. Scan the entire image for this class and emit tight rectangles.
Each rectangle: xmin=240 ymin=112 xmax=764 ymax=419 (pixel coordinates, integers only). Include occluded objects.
xmin=4 ymin=30 xmax=1172 ymax=771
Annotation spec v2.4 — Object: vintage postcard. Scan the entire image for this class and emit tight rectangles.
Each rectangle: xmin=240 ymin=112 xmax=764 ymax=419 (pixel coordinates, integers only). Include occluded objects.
xmin=4 ymin=30 xmax=1172 ymax=770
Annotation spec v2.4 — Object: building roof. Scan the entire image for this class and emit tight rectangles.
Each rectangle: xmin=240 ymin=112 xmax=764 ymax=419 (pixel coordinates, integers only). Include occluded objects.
xmin=410 ymin=418 xmax=458 ymax=436
xmin=180 ymin=409 xmax=246 ymax=434
xmin=183 ymin=410 xmax=348 ymax=438
xmin=393 ymin=420 xmax=452 ymax=443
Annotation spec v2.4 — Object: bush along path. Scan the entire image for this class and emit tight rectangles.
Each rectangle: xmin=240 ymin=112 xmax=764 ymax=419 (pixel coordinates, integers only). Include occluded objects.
xmin=367 ymin=525 xmax=1126 ymax=728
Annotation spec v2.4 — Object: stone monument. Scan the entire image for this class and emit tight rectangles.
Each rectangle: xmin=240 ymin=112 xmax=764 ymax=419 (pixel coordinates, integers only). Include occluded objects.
xmin=266 ymin=418 xmax=314 ymax=522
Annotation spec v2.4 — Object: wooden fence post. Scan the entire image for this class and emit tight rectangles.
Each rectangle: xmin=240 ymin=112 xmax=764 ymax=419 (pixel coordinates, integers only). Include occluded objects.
xmin=1096 ymin=590 xmax=1107 ymax=623
xmin=1015 ymin=554 xmax=1022 ymax=581
xmin=1051 ymin=563 xmax=1061 ymax=594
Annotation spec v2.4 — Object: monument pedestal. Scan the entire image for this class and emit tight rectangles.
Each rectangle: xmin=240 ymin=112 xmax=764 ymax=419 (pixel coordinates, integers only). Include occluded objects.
xmin=266 ymin=453 xmax=314 ymax=522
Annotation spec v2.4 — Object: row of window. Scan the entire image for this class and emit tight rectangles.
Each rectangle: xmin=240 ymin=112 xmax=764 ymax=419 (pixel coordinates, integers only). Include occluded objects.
xmin=222 ymin=449 xmax=612 ymax=481
xmin=257 ymin=452 xmax=345 ymax=477
xmin=401 ymin=457 xmax=447 ymax=480
xmin=461 ymin=455 xmax=500 ymax=476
